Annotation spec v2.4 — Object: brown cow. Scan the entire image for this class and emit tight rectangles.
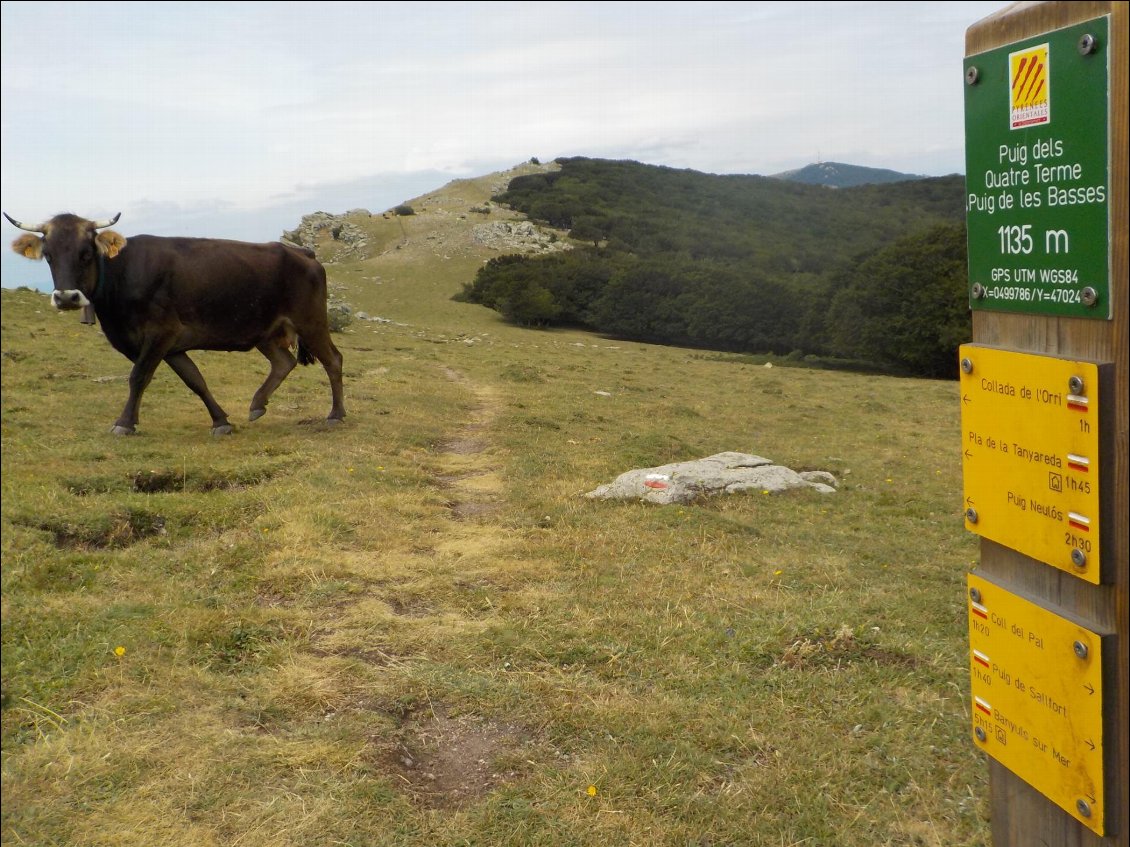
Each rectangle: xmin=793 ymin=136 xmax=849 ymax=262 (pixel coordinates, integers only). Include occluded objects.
xmin=6 ymin=212 xmax=345 ymax=435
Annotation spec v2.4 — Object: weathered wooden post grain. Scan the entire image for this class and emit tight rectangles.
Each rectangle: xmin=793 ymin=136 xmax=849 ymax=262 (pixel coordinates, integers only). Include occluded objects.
xmin=962 ymin=3 xmax=1127 ymax=846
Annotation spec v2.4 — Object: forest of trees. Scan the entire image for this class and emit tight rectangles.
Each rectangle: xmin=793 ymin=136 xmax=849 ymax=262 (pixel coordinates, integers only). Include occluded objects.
xmin=457 ymin=157 xmax=969 ymax=378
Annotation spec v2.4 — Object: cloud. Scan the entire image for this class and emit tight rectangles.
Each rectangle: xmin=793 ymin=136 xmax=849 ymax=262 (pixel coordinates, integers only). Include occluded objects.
xmin=2 ymin=0 xmax=1002 ymax=289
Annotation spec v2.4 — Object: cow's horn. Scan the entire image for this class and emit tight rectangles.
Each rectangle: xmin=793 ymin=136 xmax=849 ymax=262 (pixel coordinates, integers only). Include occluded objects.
xmin=91 ymin=213 xmax=121 ymax=229
xmin=3 ymin=212 xmax=47 ymax=233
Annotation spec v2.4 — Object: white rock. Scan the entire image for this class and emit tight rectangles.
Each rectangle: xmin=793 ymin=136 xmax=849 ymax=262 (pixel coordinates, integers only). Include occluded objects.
xmin=586 ymin=452 xmax=837 ymax=505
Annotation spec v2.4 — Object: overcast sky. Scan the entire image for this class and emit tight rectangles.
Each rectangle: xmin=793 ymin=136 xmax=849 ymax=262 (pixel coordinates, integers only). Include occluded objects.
xmin=1 ymin=0 xmax=1002 ymax=289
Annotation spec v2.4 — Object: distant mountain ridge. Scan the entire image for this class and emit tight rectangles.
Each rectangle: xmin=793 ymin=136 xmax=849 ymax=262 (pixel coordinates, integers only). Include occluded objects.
xmin=771 ymin=161 xmax=927 ymax=187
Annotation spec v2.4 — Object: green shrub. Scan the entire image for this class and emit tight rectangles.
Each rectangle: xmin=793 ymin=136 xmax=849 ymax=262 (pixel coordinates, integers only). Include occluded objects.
xmin=327 ymin=300 xmax=354 ymax=332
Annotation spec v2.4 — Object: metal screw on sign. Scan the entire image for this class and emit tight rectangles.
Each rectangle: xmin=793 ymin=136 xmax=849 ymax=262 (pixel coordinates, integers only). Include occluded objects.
xmin=1077 ymin=799 xmax=1093 ymax=819
xmin=975 ymin=727 xmax=987 ymax=742
xmin=1069 ymin=375 xmax=1085 ymax=395
xmin=1078 ymin=33 xmax=1098 ymax=55
xmin=971 ymin=282 xmax=986 ymax=299
xmin=1071 ymin=548 xmax=1088 ymax=569
xmin=966 ymin=66 xmax=979 ymax=85
xmin=966 ymin=507 xmax=979 ymax=524
xmin=970 ymin=587 xmax=983 ymax=604
xmin=1081 ymin=287 xmax=1098 ymax=307
xmin=1073 ymin=640 xmax=1089 ymax=660
xmin=961 ymin=358 xmax=974 ymax=374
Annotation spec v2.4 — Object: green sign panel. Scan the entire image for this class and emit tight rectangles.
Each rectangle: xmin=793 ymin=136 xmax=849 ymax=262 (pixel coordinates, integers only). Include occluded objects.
xmin=964 ymin=17 xmax=1110 ymax=319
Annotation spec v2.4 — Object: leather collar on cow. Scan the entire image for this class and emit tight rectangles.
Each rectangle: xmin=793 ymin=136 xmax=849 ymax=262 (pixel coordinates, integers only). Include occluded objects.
xmin=80 ymin=253 xmax=106 ymax=325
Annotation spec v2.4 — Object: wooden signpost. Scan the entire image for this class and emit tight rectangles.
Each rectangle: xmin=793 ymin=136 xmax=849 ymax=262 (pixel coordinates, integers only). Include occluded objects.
xmin=963 ymin=3 xmax=1127 ymax=845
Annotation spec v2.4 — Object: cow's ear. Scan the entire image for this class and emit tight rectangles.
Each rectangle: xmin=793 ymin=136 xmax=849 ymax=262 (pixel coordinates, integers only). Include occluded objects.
xmin=11 ymin=234 xmax=43 ymax=260
xmin=95 ymin=230 xmax=127 ymax=258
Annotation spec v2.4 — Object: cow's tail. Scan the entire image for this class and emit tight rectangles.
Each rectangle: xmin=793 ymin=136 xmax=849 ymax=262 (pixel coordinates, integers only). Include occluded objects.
xmin=296 ymin=338 xmax=316 ymax=366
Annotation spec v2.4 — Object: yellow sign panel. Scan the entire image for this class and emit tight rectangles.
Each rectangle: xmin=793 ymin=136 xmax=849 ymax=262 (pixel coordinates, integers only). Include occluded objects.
xmin=968 ymin=573 xmax=1106 ymax=834
xmin=959 ymin=344 xmax=1101 ymax=582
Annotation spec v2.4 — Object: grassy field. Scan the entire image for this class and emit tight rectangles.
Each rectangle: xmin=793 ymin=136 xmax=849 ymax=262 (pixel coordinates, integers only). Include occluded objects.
xmin=1 ymin=166 xmax=987 ymax=846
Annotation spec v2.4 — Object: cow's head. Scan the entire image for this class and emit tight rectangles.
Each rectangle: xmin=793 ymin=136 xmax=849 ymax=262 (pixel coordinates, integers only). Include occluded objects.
xmin=5 ymin=212 xmax=126 ymax=318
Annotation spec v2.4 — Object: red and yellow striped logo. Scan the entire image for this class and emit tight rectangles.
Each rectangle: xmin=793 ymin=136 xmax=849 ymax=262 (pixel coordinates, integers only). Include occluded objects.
xmin=1010 ymin=44 xmax=1050 ymax=129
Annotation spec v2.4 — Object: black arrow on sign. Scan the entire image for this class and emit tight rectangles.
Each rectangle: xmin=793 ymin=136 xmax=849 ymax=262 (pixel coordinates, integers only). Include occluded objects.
xmin=1085 ymin=740 xmax=1096 ymax=752
xmin=965 ymin=450 xmax=974 ymax=459
xmin=1084 ymin=683 xmax=1095 ymax=695
xmin=966 ymin=497 xmax=976 ymax=507
xmin=1086 ymin=792 xmax=1097 ymax=804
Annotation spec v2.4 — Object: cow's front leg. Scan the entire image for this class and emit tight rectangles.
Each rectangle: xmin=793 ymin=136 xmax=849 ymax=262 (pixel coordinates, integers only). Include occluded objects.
xmin=112 ymin=342 xmax=170 ymax=435
xmin=165 ymin=352 xmax=233 ymax=435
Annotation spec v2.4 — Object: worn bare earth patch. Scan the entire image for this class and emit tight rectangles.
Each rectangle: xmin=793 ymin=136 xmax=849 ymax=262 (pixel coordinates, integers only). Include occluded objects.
xmin=385 ymin=704 xmax=529 ymax=809
xmin=371 ymin=368 xmax=528 ymax=809
xmin=436 ymin=367 xmax=504 ymax=524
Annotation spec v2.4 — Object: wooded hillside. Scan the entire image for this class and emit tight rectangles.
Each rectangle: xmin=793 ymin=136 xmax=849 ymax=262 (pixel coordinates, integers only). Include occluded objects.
xmin=459 ymin=157 xmax=968 ymax=377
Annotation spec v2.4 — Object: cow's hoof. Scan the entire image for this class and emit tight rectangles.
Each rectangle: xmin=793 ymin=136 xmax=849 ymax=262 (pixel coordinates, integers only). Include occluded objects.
xmin=211 ymin=424 xmax=234 ymax=436
xmin=325 ymin=417 xmax=344 ymax=426
xmin=110 ymin=424 xmax=135 ymax=436
xmin=249 ymin=408 xmax=266 ymax=422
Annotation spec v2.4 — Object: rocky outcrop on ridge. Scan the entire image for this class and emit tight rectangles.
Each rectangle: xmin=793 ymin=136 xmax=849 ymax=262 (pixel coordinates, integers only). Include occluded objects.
xmin=283 ymin=210 xmax=372 ymax=256
xmin=471 ymin=220 xmax=572 ymax=254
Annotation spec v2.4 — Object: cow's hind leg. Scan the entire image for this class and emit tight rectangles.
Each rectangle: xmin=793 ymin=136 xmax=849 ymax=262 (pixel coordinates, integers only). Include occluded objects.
xmin=164 ymin=352 xmax=233 ymax=436
xmin=296 ymin=331 xmax=345 ymax=423
xmin=249 ymin=340 xmax=298 ymax=422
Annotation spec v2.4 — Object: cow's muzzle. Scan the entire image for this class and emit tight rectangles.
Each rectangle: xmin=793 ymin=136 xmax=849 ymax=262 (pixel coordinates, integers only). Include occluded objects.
xmin=51 ymin=289 xmax=91 ymax=311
